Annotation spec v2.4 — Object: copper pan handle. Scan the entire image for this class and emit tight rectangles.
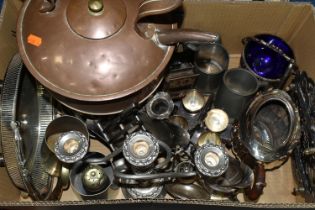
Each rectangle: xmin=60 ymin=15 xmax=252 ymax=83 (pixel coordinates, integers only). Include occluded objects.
xmin=156 ymin=29 xmax=220 ymax=45
xmin=138 ymin=0 xmax=183 ymax=20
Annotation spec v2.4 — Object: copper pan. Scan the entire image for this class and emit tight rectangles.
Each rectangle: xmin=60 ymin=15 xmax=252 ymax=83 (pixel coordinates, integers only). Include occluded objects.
xmin=51 ymin=76 xmax=163 ymax=115
xmin=17 ymin=0 xmax=219 ymax=115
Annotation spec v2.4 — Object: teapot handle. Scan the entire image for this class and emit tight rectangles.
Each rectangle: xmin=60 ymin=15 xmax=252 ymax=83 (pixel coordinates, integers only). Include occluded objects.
xmin=156 ymin=29 xmax=221 ymax=45
xmin=39 ymin=0 xmax=57 ymax=13
xmin=137 ymin=0 xmax=220 ymax=45
xmin=137 ymin=0 xmax=183 ymax=20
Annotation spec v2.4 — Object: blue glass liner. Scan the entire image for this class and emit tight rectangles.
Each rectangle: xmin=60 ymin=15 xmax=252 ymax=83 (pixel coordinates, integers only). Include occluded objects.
xmin=0 ymin=0 xmax=3 ymax=11
xmin=244 ymin=34 xmax=294 ymax=80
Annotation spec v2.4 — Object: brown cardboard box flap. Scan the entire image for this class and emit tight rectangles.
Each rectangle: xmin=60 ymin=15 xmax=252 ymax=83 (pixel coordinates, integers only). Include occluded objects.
xmin=182 ymin=1 xmax=312 ymax=53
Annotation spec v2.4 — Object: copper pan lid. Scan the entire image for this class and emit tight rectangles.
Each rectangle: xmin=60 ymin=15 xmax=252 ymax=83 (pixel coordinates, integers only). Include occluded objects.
xmin=17 ymin=0 xmax=178 ymax=102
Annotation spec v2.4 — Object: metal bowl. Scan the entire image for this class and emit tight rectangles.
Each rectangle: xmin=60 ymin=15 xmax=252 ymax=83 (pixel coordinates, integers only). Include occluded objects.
xmin=240 ymin=90 xmax=300 ymax=162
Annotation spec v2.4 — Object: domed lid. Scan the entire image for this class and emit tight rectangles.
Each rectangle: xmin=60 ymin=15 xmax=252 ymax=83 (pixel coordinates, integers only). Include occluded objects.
xmin=67 ymin=0 xmax=127 ymax=40
xmin=17 ymin=0 xmax=179 ymax=102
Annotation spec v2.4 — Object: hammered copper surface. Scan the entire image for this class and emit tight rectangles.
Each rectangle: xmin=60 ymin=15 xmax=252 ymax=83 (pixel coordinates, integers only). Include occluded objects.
xmin=17 ymin=0 xmax=176 ymax=102
xmin=51 ymin=76 xmax=163 ymax=115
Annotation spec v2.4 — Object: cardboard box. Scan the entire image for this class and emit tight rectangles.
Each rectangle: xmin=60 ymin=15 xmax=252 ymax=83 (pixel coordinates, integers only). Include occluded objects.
xmin=0 ymin=0 xmax=23 ymax=203
xmin=0 ymin=0 xmax=315 ymax=209
xmin=0 ymin=0 xmax=20 ymax=79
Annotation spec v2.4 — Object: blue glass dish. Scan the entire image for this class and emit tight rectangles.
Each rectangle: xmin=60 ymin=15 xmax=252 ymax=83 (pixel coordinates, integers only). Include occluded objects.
xmin=243 ymin=34 xmax=294 ymax=80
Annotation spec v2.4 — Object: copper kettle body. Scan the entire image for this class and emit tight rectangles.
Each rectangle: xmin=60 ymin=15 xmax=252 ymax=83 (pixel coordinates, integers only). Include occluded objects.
xmin=17 ymin=0 xmax=219 ymax=115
